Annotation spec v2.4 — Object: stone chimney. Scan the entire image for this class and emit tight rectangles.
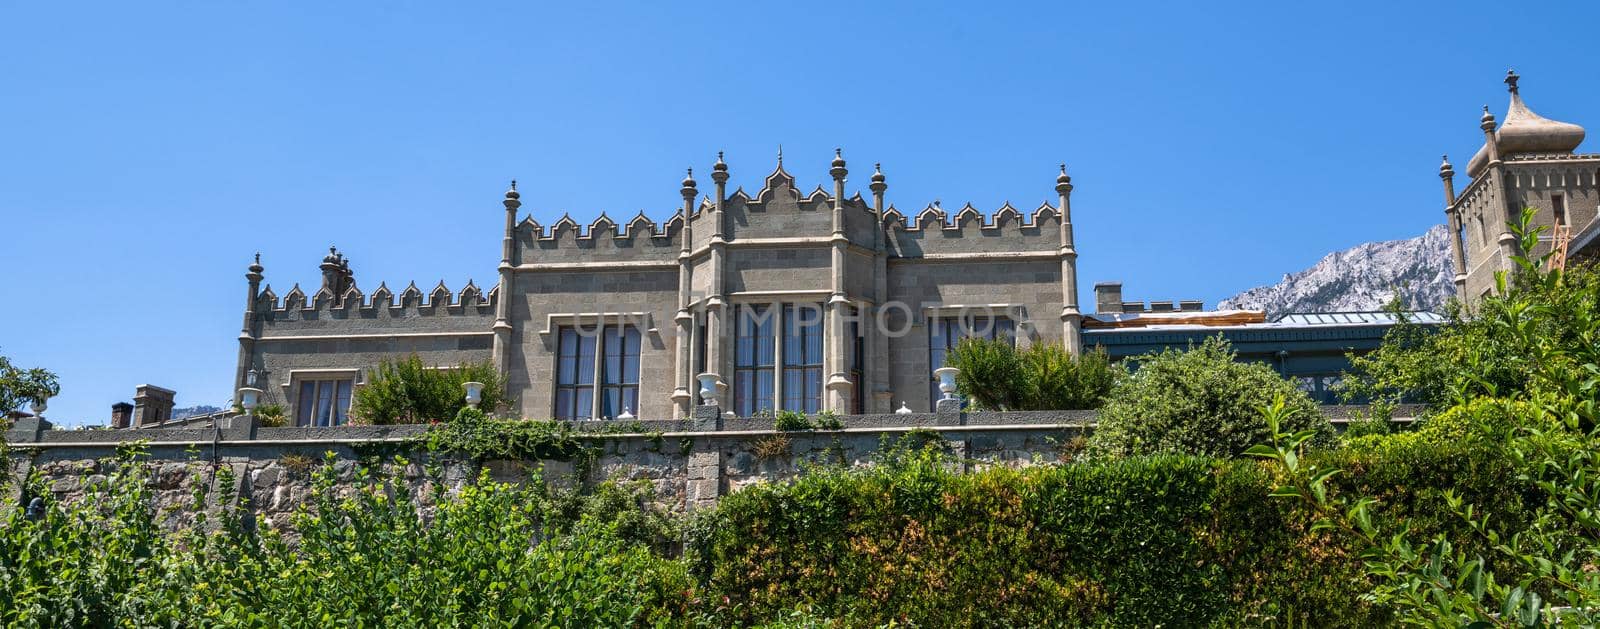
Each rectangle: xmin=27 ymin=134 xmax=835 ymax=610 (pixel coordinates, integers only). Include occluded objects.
xmin=132 ymin=385 xmax=176 ymax=428
xmin=110 ymin=402 xmax=134 ymax=429
xmin=1179 ymin=300 xmax=1204 ymax=312
xmin=1094 ymin=282 xmax=1124 ymax=314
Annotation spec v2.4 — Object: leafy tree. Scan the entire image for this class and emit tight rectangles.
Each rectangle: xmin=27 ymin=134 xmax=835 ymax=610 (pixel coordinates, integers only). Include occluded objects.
xmin=350 ymin=355 xmax=508 ymax=424
xmin=0 ymin=350 xmax=59 ymax=414
xmin=947 ymin=339 xmax=1119 ymax=410
xmin=1088 ymin=336 xmax=1332 ymax=458
xmin=1256 ymin=209 xmax=1600 ymax=625
xmin=1342 ymin=217 xmax=1600 ymax=414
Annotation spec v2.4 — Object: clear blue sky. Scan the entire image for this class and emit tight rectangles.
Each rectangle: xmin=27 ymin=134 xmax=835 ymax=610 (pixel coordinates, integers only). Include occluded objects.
xmin=3 ymin=1 xmax=1596 ymax=425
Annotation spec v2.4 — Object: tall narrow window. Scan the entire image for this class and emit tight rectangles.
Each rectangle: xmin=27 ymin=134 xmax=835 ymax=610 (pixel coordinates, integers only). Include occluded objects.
xmin=555 ymin=327 xmax=596 ymax=420
xmin=694 ymin=317 xmax=708 ymax=405
xmin=848 ymin=314 xmax=865 ymax=414
xmin=733 ymin=305 xmax=775 ymax=417
xmin=1458 ymin=223 xmax=1470 ymax=267
xmin=600 ymin=326 xmax=641 ymax=419
xmin=782 ymin=303 xmax=825 ymax=413
xmin=928 ymin=314 xmax=1014 ymax=408
xmin=1553 ymin=193 xmax=1568 ymax=226
xmin=296 ymin=378 xmax=353 ymax=427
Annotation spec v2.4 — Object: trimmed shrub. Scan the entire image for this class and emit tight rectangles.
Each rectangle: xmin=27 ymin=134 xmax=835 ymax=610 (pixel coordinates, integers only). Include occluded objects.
xmin=686 ymin=436 xmax=1533 ymax=627
xmin=350 ymin=354 xmax=508 ymax=424
xmin=947 ymin=339 xmax=1119 ymax=410
xmin=1088 ymin=336 xmax=1333 ymax=458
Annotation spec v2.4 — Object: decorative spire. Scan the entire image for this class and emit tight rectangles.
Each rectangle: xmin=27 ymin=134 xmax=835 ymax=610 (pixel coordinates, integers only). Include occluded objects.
xmin=247 ymin=252 xmax=264 ymax=277
xmin=711 ymin=151 xmax=729 ymax=184
xmin=1056 ymin=163 xmax=1073 ymax=194
xmin=777 ymin=144 xmax=783 ymax=166
xmin=829 ymin=147 xmax=847 ymax=179
xmin=322 ymin=246 xmax=340 ymax=265
xmin=1481 ymin=105 xmax=1497 ymax=131
xmin=1439 ymin=154 xmax=1454 ymax=179
xmin=870 ymin=163 xmax=886 ymax=185
xmin=1505 ymin=69 xmax=1520 ymax=94
xmin=503 ymin=179 xmax=521 ymax=211
xmin=680 ymin=167 xmax=697 ymax=200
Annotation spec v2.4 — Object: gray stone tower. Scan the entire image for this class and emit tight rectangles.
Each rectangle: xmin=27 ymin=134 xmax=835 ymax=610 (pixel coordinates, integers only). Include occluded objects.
xmin=1443 ymin=70 xmax=1596 ymax=300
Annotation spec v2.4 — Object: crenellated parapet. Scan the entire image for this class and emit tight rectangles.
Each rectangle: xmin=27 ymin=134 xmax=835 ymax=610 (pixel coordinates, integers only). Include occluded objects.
xmin=253 ymin=279 xmax=497 ymax=320
xmin=883 ymin=200 xmax=1061 ymax=258
xmin=515 ymin=210 xmax=685 ymax=265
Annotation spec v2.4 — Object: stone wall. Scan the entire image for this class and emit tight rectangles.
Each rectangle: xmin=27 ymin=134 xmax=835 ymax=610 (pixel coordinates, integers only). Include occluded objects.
xmin=4 ymin=409 xmax=1094 ymax=530
xmin=4 ymin=406 xmax=1406 ymax=533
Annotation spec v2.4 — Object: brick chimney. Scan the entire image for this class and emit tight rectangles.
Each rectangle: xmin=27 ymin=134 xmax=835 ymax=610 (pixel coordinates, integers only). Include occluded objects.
xmin=110 ymin=402 xmax=134 ymax=429
xmin=132 ymin=385 xmax=176 ymax=428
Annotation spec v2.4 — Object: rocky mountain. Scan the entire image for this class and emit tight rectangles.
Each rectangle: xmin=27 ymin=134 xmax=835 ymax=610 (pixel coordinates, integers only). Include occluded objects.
xmin=1216 ymin=224 xmax=1455 ymax=318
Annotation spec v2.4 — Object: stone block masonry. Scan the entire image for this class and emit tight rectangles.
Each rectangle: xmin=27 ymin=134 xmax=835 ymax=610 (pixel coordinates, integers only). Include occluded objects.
xmin=5 ymin=406 xmax=1405 ymax=535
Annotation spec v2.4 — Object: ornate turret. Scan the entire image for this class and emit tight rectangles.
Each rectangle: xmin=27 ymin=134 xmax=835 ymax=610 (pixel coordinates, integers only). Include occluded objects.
xmin=1056 ymin=163 xmax=1082 ymax=356
xmin=1467 ymin=70 xmax=1586 ymax=176
xmin=318 ymin=246 xmax=354 ymax=301
xmin=680 ymin=168 xmax=697 ymax=202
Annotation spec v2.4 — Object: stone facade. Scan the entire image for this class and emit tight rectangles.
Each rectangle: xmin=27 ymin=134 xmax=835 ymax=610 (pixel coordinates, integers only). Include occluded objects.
xmin=1441 ymin=71 xmax=1600 ymax=300
xmin=238 ymin=151 xmax=1085 ymax=424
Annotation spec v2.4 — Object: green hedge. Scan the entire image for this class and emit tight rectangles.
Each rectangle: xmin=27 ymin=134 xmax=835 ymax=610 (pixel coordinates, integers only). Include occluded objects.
xmin=687 ymin=435 xmax=1534 ymax=627
xmin=0 ymin=434 xmax=1540 ymax=626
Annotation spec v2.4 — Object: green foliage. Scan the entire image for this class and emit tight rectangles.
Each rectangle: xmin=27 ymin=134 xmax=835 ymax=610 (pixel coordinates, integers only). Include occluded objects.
xmin=350 ymin=354 xmax=508 ymax=425
xmin=687 ymin=432 xmax=1520 ymax=626
xmin=1255 ymin=209 xmax=1600 ymax=625
xmin=424 ymin=407 xmax=595 ymax=465
xmin=773 ymin=409 xmax=811 ymax=431
xmin=0 ymin=447 xmax=690 ymax=626
xmin=1343 ymin=211 xmax=1600 ymax=412
xmin=254 ymin=403 xmax=287 ymax=428
xmin=773 ymin=409 xmax=844 ymax=431
xmin=947 ymin=339 xmax=1119 ymax=410
xmin=0 ymin=350 xmax=59 ymax=413
xmin=1089 ymin=336 xmax=1333 ymax=458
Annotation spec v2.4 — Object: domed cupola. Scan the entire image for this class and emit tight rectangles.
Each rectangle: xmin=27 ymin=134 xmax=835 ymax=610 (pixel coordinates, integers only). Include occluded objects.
xmin=1467 ymin=70 xmax=1586 ymax=176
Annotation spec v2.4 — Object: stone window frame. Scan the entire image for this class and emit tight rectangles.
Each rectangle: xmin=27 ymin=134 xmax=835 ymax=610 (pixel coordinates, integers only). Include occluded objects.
xmin=280 ymin=368 xmax=362 ymax=427
xmin=545 ymin=314 xmax=647 ymax=420
xmin=922 ymin=304 xmax=1024 ymax=409
xmin=726 ymin=292 xmax=831 ymax=417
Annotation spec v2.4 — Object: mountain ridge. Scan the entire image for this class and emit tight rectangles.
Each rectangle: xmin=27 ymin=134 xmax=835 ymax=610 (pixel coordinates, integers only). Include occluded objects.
xmin=1216 ymin=225 xmax=1455 ymax=318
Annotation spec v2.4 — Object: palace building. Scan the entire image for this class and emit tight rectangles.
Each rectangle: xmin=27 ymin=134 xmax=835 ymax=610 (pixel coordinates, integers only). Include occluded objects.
xmin=217 ymin=70 xmax=1600 ymax=428
xmin=236 ymin=151 xmax=1083 ymax=423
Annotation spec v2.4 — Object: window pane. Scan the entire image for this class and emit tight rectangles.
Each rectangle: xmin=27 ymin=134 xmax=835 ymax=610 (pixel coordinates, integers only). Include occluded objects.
xmin=574 ymin=388 xmax=593 ymax=420
xmin=315 ymin=381 xmax=334 ymax=427
xmin=622 ymin=388 xmax=637 ymax=416
xmin=756 ymin=371 xmax=774 ymax=413
xmin=334 ymin=380 xmax=352 ymax=426
xmin=577 ymin=335 xmax=596 ymax=384
xmin=602 ymin=388 xmax=620 ymax=419
xmin=296 ymin=377 xmax=313 ymax=425
xmin=555 ymin=389 xmax=574 ymax=420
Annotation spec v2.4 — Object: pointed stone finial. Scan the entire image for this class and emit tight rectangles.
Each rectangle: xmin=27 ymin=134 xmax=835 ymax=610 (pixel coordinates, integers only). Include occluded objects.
xmin=712 ymin=151 xmax=729 ymax=184
xmin=869 ymin=162 xmax=886 ymax=194
xmin=248 ymin=252 xmax=264 ymax=276
xmin=1439 ymin=154 xmax=1454 ymax=179
xmin=1481 ymin=105 xmax=1497 ymax=131
xmin=777 ymin=144 xmax=783 ymax=166
xmin=830 ymin=147 xmax=847 ymax=179
xmin=1056 ymin=163 xmax=1073 ymax=194
xmin=681 ymin=167 xmax=698 ymax=200
xmin=503 ymin=179 xmax=521 ymax=210
xmin=1505 ymin=69 xmax=1520 ymax=94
